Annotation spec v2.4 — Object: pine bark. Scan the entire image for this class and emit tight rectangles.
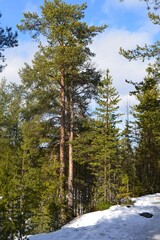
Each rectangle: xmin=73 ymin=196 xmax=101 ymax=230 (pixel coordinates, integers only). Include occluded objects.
xmin=68 ymin=85 xmax=74 ymax=210
xmin=60 ymin=70 xmax=66 ymax=190
xmin=59 ymin=69 xmax=67 ymax=223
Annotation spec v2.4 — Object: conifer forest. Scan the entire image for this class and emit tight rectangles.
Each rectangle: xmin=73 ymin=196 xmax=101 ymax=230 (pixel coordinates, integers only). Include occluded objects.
xmin=0 ymin=0 xmax=159 ymax=239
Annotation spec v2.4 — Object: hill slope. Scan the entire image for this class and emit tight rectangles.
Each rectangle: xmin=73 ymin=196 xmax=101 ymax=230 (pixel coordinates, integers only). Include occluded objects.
xmin=29 ymin=193 xmax=160 ymax=240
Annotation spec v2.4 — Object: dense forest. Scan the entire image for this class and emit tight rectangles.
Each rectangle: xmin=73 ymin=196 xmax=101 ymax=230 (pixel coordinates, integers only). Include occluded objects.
xmin=0 ymin=0 xmax=159 ymax=239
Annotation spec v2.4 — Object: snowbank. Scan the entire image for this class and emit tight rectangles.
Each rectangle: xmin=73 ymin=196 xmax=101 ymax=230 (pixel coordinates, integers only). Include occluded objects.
xmin=29 ymin=193 xmax=160 ymax=240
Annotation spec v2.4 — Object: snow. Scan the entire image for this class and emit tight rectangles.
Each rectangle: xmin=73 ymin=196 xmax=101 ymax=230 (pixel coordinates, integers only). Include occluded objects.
xmin=29 ymin=193 xmax=160 ymax=240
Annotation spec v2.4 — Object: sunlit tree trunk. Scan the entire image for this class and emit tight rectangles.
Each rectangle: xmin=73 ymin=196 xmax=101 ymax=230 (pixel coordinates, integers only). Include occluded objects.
xmin=68 ymin=84 xmax=74 ymax=210
xmin=60 ymin=70 xmax=65 ymax=182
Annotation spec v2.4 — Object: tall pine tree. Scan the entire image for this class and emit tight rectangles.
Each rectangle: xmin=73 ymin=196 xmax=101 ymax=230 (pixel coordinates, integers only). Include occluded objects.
xmin=18 ymin=0 xmax=106 ymax=223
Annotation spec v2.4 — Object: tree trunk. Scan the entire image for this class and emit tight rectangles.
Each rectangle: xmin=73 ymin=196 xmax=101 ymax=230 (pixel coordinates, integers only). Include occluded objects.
xmin=104 ymin=156 xmax=107 ymax=201
xmin=59 ymin=70 xmax=66 ymax=223
xmin=68 ymin=84 xmax=74 ymax=210
xmin=60 ymin=70 xmax=65 ymax=181
xmin=104 ymin=96 xmax=109 ymax=202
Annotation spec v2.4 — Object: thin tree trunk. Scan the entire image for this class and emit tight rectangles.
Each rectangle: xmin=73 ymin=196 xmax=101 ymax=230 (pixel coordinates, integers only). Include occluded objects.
xmin=104 ymin=156 xmax=107 ymax=201
xmin=68 ymin=84 xmax=74 ymax=210
xmin=104 ymin=96 xmax=109 ymax=202
xmin=59 ymin=70 xmax=66 ymax=223
xmin=60 ymin=70 xmax=65 ymax=181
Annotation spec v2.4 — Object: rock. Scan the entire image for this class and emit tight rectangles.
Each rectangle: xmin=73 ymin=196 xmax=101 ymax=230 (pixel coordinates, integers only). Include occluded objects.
xmin=139 ymin=212 xmax=153 ymax=218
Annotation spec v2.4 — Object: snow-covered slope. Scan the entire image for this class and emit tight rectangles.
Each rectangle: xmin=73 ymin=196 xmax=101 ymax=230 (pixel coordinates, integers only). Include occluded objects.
xmin=29 ymin=193 xmax=160 ymax=240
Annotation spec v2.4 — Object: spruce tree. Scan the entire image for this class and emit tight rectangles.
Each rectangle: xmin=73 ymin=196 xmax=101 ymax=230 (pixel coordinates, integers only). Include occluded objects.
xmin=73 ymin=70 xmax=124 ymax=209
xmin=19 ymin=56 xmax=63 ymax=232
xmin=0 ymin=81 xmax=25 ymax=239
xmin=94 ymin=69 xmax=122 ymax=204
xmin=0 ymin=81 xmax=55 ymax=238
xmin=120 ymin=0 xmax=160 ymax=195
xmin=120 ymin=104 xmax=136 ymax=197
xmin=129 ymin=68 xmax=160 ymax=193
xmin=73 ymin=117 xmax=98 ymax=213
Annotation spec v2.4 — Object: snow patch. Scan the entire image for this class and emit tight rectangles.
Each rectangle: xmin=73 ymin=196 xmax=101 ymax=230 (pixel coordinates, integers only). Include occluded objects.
xmin=29 ymin=193 xmax=160 ymax=240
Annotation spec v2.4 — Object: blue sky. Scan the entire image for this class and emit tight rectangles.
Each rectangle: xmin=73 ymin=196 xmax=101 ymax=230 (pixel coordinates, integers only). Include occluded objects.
xmin=0 ymin=0 xmax=159 ymax=117
xmin=0 ymin=0 xmax=151 ymax=31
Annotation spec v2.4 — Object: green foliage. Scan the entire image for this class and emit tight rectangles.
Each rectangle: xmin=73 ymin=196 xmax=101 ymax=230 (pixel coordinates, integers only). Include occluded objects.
xmin=93 ymin=69 xmax=123 ymax=203
xmin=94 ymin=201 xmax=112 ymax=211
xmin=120 ymin=0 xmax=160 ymax=196
xmin=129 ymin=68 xmax=160 ymax=193
xmin=116 ymin=173 xmax=131 ymax=201
xmin=0 ymin=0 xmax=159 ymax=238
xmin=18 ymin=0 xmax=106 ymax=227
xmin=17 ymin=0 xmax=107 ymax=71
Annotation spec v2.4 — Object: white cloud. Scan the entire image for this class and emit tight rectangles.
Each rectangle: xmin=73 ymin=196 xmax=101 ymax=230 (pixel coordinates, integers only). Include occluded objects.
xmin=24 ymin=1 xmax=41 ymax=13
xmin=118 ymin=0 xmax=146 ymax=8
xmin=90 ymin=27 xmax=154 ymax=118
xmin=1 ymin=5 xmax=158 ymax=118
xmin=103 ymin=0 xmax=146 ymax=12
xmin=0 ymin=40 xmax=38 ymax=84
xmin=138 ymin=18 xmax=160 ymax=36
xmin=90 ymin=28 xmax=151 ymax=97
xmin=0 ymin=28 xmax=152 ymax=104
xmin=119 ymin=93 xmax=137 ymax=114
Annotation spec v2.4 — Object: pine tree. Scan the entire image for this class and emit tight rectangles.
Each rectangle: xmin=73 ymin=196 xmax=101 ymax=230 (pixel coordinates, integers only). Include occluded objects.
xmin=18 ymin=0 xmax=106 ymax=222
